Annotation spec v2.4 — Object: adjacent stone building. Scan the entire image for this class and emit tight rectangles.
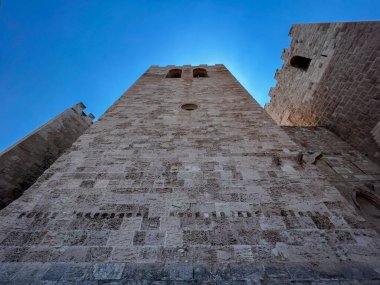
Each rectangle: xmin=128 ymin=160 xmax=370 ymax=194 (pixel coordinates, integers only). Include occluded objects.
xmin=0 ymin=103 xmax=94 ymax=209
xmin=265 ymin=21 xmax=380 ymax=163
xmin=0 ymin=64 xmax=379 ymax=283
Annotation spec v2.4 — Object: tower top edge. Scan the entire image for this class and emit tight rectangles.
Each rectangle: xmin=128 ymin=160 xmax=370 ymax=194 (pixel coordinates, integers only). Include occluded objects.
xmin=149 ymin=64 xmax=226 ymax=69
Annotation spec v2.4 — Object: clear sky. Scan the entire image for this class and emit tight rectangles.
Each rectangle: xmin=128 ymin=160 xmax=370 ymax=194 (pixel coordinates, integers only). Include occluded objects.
xmin=0 ymin=0 xmax=379 ymax=151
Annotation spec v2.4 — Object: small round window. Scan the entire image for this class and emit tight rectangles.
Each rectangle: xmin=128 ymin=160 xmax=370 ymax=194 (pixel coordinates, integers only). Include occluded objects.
xmin=181 ymin=103 xmax=198 ymax=111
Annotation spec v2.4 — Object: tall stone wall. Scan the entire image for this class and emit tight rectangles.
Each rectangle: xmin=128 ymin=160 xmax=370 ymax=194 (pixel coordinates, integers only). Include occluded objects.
xmin=265 ymin=21 xmax=380 ymax=163
xmin=0 ymin=103 xmax=94 ymax=209
xmin=282 ymin=126 xmax=380 ymax=233
xmin=0 ymin=65 xmax=379 ymax=283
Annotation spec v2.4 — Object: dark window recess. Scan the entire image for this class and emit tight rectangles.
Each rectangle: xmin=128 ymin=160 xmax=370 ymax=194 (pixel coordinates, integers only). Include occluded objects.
xmin=193 ymin=68 xmax=208 ymax=78
xmin=166 ymin=69 xmax=182 ymax=78
xmin=181 ymin=103 xmax=198 ymax=111
xmin=290 ymin=56 xmax=311 ymax=71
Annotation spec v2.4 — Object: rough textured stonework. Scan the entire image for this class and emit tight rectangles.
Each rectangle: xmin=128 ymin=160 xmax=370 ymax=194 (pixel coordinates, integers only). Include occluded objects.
xmin=265 ymin=21 xmax=380 ymax=163
xmin=0 ymin=103 xmax=94 ymax=209
xmin=283 ymin=126 xmax=380 ymax=233
xmin=0 ymin=65 xmax=380 ymax=283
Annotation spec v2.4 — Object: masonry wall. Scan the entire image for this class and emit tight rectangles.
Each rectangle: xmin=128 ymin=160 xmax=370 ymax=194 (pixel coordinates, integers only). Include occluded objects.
xmin=0 ymin=65 xmax=379 ymax=283
xmin=282 ymin=126 xmax=380 ymax=233
xmin=0 ymin=103 xmax=94 ymax=209
xmin=265 ymin=21 xmax=380 ymax=163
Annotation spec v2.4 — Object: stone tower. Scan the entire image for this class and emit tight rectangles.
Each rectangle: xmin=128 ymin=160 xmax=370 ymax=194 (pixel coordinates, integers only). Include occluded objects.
xmin=0 ymin=64 xmax=380 ymax=283
xmin=265 ymin=21 xmax=380 ymax=163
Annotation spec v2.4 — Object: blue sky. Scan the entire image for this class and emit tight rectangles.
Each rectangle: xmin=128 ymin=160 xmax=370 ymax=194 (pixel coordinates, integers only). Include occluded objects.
xmin=0 ymin=0 xmax=379 ymax=151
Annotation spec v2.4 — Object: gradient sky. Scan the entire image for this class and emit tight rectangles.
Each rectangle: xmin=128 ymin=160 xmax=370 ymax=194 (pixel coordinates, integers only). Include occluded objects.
xmin=0 ymin=0 xmax=379 ymax=151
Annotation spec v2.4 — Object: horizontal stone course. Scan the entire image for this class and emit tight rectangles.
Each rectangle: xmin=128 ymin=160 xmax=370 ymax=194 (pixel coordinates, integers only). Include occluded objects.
xmin=0 ymin=262 xmax=379 ymax=283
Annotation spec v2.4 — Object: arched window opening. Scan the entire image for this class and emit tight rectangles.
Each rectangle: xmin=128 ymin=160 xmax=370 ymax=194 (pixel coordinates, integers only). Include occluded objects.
xmin=290 ymin=56 xmax=311 ymax=71
xmin=193 ymin=68 xmax=208 ymax=78
xmin=166 ymin=69 xmax=182 ymax=78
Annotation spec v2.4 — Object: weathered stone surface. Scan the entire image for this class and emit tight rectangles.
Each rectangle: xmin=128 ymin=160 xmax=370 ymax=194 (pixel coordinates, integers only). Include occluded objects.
xmin=0 ymin=102 xmax=94 ymax=209
xmin=283 ymin=126 xmax=380 ymax=233
xmin=93 ymin=263 xmax=125 ymax=280
xmin=265 ymin=21 xmax=380 ymax=163
xmin=0 ymin=64 xmax=379 ymax=282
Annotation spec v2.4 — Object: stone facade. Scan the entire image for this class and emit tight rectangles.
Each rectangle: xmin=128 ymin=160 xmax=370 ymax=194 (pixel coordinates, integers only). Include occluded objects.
xmin=283 ymin=126 xmax=380 ymax=233
xmin=0 ymin=103 xmax=94 ymax=209
xmin=265 ymin=21 xmax=380 ymax=163
xmin=0 ymin=64 xmax=379 ymax=283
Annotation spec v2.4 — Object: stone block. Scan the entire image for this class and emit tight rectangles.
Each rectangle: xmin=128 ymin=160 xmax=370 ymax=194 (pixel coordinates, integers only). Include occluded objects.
xmin=93 ymin=263 xmax=125 ymax=280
